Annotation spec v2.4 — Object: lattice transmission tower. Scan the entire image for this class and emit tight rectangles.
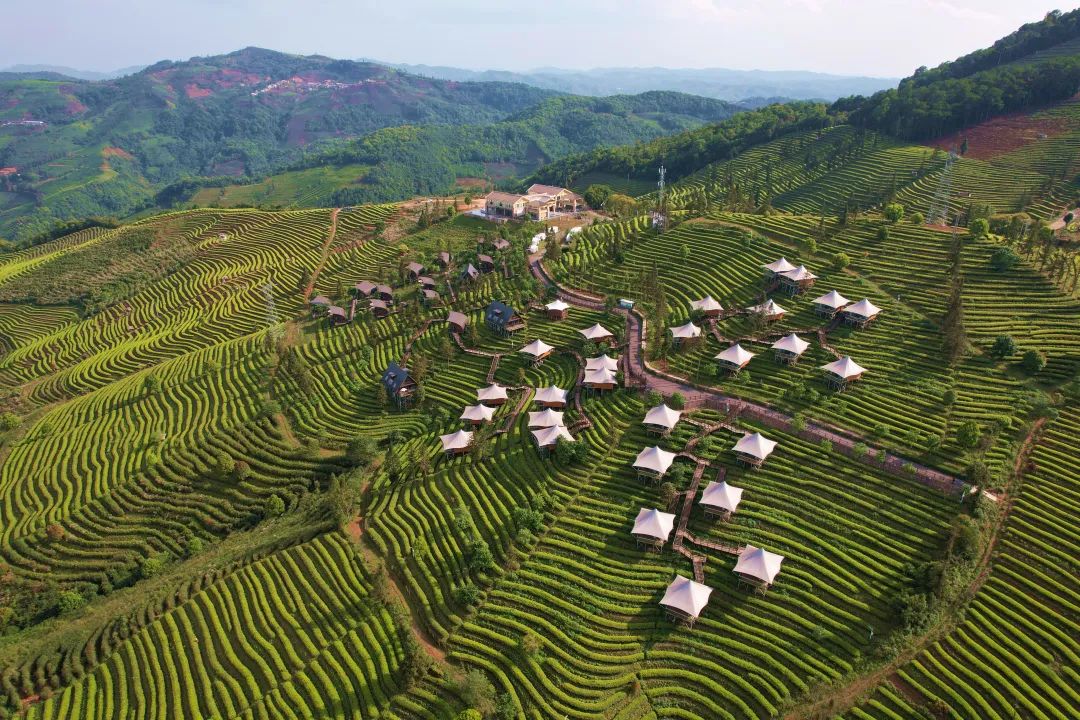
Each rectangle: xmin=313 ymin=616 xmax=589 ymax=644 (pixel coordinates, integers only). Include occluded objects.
xmin=926 ymin=150 xmax=958 ymax=226
xmin=261 ymin=280 xmax=285 ymax=342
xmin=652 ymin=165 xmax=667 ymax=232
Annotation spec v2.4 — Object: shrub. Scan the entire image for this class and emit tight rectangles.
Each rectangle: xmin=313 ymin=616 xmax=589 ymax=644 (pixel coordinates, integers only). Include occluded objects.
xmin=790 ymin=413 xmax=807 ymax=433
xmin=455 ymin=582 xmax=481 ymax=606
xmin=0 ymin=412 xmax=20 ymax=431
xmin=644 ymin=390 xmax=662 ymax=406
xmin=45 ymin=524 xmax=65 ymax=541
xmin=141 ymin=552 xmax=170 ymax=579
xmin=1020 ymin=349 xmax=1046 ymax=375
xmin=667 ymin=392 xmax=685 ymax=410
xmin=456 ymin=670 xmax=497 ymax=717
xmin=965 ymin=460 xmax=990 ymax=484
xmin=909 ymin=211 xmax=925 ymax=224
xmin=969 ymin=218 xmax=989 ymax=238
xmin=989 ymin=334 xmax=1016 ymax=358
xmin=883 ymin=203 xmax=904 ymax=223
xmin=942 ymin=388 xmax=957 ymax=406
xmin=659 ymin=482 xmax=678 ymax=508
xmin=515 ymin=529 xmax=535 ymax=547
xmin=495 ymin=692 xmax=517 ymax=720
xmin=512 ymin=506 xmax=544 ymax=533
xmin=468 ymin=540 xmax=494 ymax=572
xmin=185 ymin=536 xmax=204 ymax=557
xmin=57 ymin=590 xmax=86 ymax=615
xmin=955 ymin=421 xmax=982 ymax=449
xmin=990 ymin=247 xmax=1019 ymax=271
xmin=877 ymin=225 xmax=890 ymax=242
xmin=832 ymin=251 xmax=851 ymax=270
xmin=213 ymin=452 xmax=235 ymax=479
xmin=264 ymin=494 xmax=286 ymax=518
xmin=456 ymin=711 xmax=483 ymax=720
xmin=520 ymin=631 xmax=542 ymax=657
xmin=951 ymin=514 xmax=980 ymax=560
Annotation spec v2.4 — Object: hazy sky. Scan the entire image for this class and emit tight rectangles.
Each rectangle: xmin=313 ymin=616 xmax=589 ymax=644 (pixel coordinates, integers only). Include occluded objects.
xmin=3 ymin=0 xmax=1064 ymax=77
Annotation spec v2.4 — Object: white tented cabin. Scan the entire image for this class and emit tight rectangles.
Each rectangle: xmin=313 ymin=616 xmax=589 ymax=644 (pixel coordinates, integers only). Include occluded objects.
xmin=439 ymin=429 xmax=473 ymax=457
xmin=527 ymin=408 xmax=564 ymax=428
xmin=669 ymin=322 xmax=702 ymax=347
xmin=642 ymin=404 xmax=682 ymax=435
xmin=762 ymin=257 xmax=797 ymax=279
xmin=820 ymin=356 xmax=867 ymax=390
xmin=840 ymin=298 xmax=882 ymax=328
xmin=699 ymin=480 xmax=744 ymax=521
xmin=776 ymin=265 xmax=818 ymax=295
xmin=533 ymin=385 xmax=568 ymax=409
xmin=770 ymin=333 xmax=810 ymax=364
xmin=459 ymin=404 xmax=495 ymax=426
xmin=545 ymin=299 xmax=570 ymax=320
xmin=690 ymin=295 xmax=723 ymax=318
xmin=659 ymin=575 xmax=714 ymax=627
xmin=530 ymin=424 xmax=574 ymax=453
xmin=632 ymin=507 xmax=676 ymax=551
xmin=715 ymin=343 xmax=755 ymax=374
xmin=583 ymin=367 xmax=617 ymax=391
xmin=733 ymin=545 xmax=785 ymax=593
xmin=520 ymin=339 xmax=555 ymax=365
xmin=633 ymin=446 xmax=677 ymax=483
xmin=732 ymin=432 xmax=778 ymax=467
xmin=812 ymin=289 xmax=850 ymax=317
xmin=746 ymin=299 xmax=787 ymax=322
xmin=578 ymin=323 xmax=614 ymax=344
xmin=476 ymin=383 xmax=509 ymax=406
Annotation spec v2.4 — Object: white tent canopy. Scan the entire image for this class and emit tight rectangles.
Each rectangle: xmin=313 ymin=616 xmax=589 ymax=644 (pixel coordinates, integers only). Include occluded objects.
xmin=579 ymin=323 xmax=614 ymax=341
xmin=520 ymin=339 xmax=555 ymax=358
xmin=660 ymin=575 xmax=714 ymax=619
xmin=690 ymin=295 xmax=723 ymax=313
xmin=747 ymin=299 xmax=786 ymax=316
xmin=584 ymin=367 xmax=617 ymax=386
xmin=459 ymin=404 xmax=495 ymax=423
xmin=734 ymin=545 xmax=785 ymax=584
xmin=534 ymin=386 xmax=568 ymax=404
xmin=440 ymin=429 xmax=473 ymax=451
xmin=632 ymin=508 xmax=676 ymax=542
xmin=634 ymin=446 xmax=677 ymax=475
xmin=585 ymin=354 xmax=619 ymax=372
xmin=716 ymin=343 xmax=756 ymax=366
xmin=545 ymin=299 xmax=570 ymax=312
xmin=843 ymin=298 xmax=882 ymax=319
xmin=763 ymin=257 xmax=797 ymax=274
xmin=643 ymin=404 xmax=682 ymax=430
xmin=531 ymin=424 xmax=574 ymax=447
xmin=732 ymin=432 xmax=778 ymax=461
xmin=821 ymin=356 xmax=867 ymax=379
xmin=699 ymin=480 xmax=744 ymax=513
xmin=812 ymin=289 xmax=850 ymax=309
xmin=778 ymin=265 xmax=817 ymax=282
xmin=771 ymin=333 xmax=810 ymax=357
xmin=527 ymin=408 xmax=564 ymax=428
xmin=669 ymin=322 xmax=702 ymax=339
xmin=476 ymin=384 xmax=508 ymax=403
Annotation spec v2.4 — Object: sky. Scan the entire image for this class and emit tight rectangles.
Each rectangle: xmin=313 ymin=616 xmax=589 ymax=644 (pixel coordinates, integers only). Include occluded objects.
xmin=2 ymin=0 xmax=1065 ymax=77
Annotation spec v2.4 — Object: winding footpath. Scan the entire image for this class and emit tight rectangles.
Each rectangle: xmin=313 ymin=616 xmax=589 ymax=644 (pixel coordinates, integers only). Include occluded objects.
xmin=528 ymin=253 xmax=965 ymax=495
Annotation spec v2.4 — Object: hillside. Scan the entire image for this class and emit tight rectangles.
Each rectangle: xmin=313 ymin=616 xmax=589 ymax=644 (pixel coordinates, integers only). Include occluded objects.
xmin=0 ymin=48 xmax=737 ymax=242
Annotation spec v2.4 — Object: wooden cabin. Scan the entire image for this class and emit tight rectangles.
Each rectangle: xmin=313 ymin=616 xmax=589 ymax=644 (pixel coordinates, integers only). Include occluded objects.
xmin=381 ymin=362 xmax=417 ymax=408
xmin=485 ymin=301 xmax=525 ymax=336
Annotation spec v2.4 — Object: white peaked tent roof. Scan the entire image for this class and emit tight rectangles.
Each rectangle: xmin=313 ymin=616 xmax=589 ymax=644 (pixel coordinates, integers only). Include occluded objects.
xmin=585 ymin=354 xmax=619 ymax=372
xmin=763 ymin=257 xmax=797 ymax=274
xmin=477 ymin=384 xmax=508 ymax=402
xmin=812 ymin=289 xmax=850 ymax=309
xmin=579 ymin=323 xmax=614 ymax=340
xmin=732 ymin=432 xmax=778 ymax=461
xmin=690 ymin=295 xmax=723 ymax=313
xmin=440 ymin=429 xmax=473 ymax=451
xmin=771 ymin=333 xmax=810 ymax=356
xmin=747 ymin=299 xmax=787 ymax=316
xmin=778 ymin=265 xmax=817 ymax=282
xmin=634 ymin=446 xmax=677 ymax=474
xmin=584 ymin=367 xmax=618 ymax=385
xmin=520 ymin=339 xmax=555 ymax=358
xmin=669 ymin=322 xmax=702 ymax=339
xmin=734 ymin=545 xmax=785 ymax=584
xmin=821 ymin=356 xmax=867 ymax=379
xmin=660 ymin=575 xmax=713 ymax=619
xmin=643 ymin=404 xmax=682 ymax=430
xmin=843 ymin=298 xmax=882 ymax=318
xmin=700 ymin=480 xmax=744 ymax=513
xmin=459 ymin=404 xmax=495 ymax=422
xmin=632 ymin=508 xmax=676 ymax=542
xmin=545 ymin=299 xmax=570 ymax=312
xmin=527 ymin=408 xmax=565 ymax=428
xmin=531 ymin=424 xmax=574 ymax=447
xmin=534 ymin=385 xmax=568 ymax=404
xmin=716 ymin=343 xmax=756 ymax=366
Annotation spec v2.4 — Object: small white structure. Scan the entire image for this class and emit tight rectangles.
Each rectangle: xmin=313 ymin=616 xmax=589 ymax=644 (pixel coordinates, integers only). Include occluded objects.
xmin=440 ymin=429 xmax=474 ymax=456
xmin=763 ymin=257 xmax=797 ymax=277
xmin=732 ymin=432 xmax=777 ymax=467
xmin=632 ymin=508 xmax=676 ymax=550
xmin=477 ymin=383 xmax=509 ymax=406
xmin=643 ymin=404 xmax=682 ymax=434
xmin=520 ymin=339 xmax=555 ymax=363
xmin=820 ymin=356 xmax=867 ymax=390
xmin=544 ymin=299 xmax=570 ymax=319
xmin=659 ymin=575 xmax=714 ymax=626
xmin=812 ymin=289 xmax=850 ymax=316
xmin=699 ymin=480 xmax=744 ymax=519
xmin=669 ymin=322 xmax=702 ymax=346
xmin=583 ymin=367 xmax=618 ymax=390
xmin=585 ymin=354 xmax=620 ymax=372
xmin=534 ymin=385 xmax=568 ymax=408
xmin=633 ymin=446 xmax=677 ymax=482
xmin=579 ymin=323 xmax=614 ymax=342
xmin=733 ymin=545 xmax=785 ymax=591
xmin=715 ymin=343 xmax=755 ymax=374
xmin=531 ymin=424 xmax=574 ymax=451
xmin=527 ymin=408 xmax=565 ymax=428
xmin=690 ymin=295 xmax=723 ymax=318
xmin=777 ymin=265 xmax=818 ymax=294
xmin=746 ymin=299 xmax=786 ymax=321
xmin=459 ymin=404 xmax=495 ymax=426
xmin=770 ymin=333 xmax=810 ymax=364
xmin=840 ymin=298 xmax=882 ymax=327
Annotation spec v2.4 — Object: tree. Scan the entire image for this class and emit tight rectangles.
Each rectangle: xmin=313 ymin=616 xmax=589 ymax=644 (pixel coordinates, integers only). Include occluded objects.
xmin=990 ymin=335 xmax=1016 ymax=358
xmin=990 ymin=246 xmax=1019 ymax=271
xmin=877 ymin=225 xmax=890 ymax=242
xmin=468 ymin=540 xmax=494 ymax=571
xmin=909 ymin=211 xmax=925 ymax=225
xmin=347 ymin=436 xmax=378 ymax=467
xmin=455 ymin=582 xmax=481 ymax=606
xmin=213 ymin=452 xmax=235 ymax=479
xmin=141 ymin=552 xmax=170 ymax=579
xmin=264 ymin=494 xmax=286 ymax=518
xmin=832 ymin=251 xmax=851 ymax=270
xmin=143 ymin=374 xmax=162 ymax=395
xmin=583 ymin=184 xmax=614 ymax=209
xmin=667 ymin=392 xmax=685 ymax=410
xmin=969 ymin=218 xmax=990 ymax=239
xmin=883 ymin=203 xmax=904 ymax=223
xmin=1021 ymin=349 xmax=1046 ymax=374
xmin=0 ymin=412 xmax=20 ymax=431
xmin=57 ymin=590 xmax=86 ymax=615
xmin=659 ymin=482 xmax=678 ymax=509
xmin=456 ymin=670 xmax=497 ymax=716
xmin=956 ymin=421 xmax=982 ymax=450
xmin=520 ymin=631 xmax=542 ymax=658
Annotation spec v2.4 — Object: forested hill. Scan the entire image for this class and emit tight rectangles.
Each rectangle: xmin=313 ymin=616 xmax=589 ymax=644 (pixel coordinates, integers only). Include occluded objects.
xmin=0 ymin=48 xmax=737 ymax=243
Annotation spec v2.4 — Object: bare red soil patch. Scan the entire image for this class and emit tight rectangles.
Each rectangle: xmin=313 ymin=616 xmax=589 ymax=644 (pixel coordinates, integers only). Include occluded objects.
xmin=929 ymin=111 xmax=1071 ymax=160
xmin=454 ymin=176 xmax=487 ymax=189
xmin=102 ymin=146 xmax=133 ymax=160
xmin=184 ymin=83 xmax=212 ymax=99
xmin=0 ymin=167 xmax=17 ymax=176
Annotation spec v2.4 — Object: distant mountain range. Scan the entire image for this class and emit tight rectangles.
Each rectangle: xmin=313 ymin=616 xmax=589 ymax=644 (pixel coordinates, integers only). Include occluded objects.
xmin=0 ymin=63 xmax=146 ymax=81
xmin=374 ymin=62 xmax=899 ymax=102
